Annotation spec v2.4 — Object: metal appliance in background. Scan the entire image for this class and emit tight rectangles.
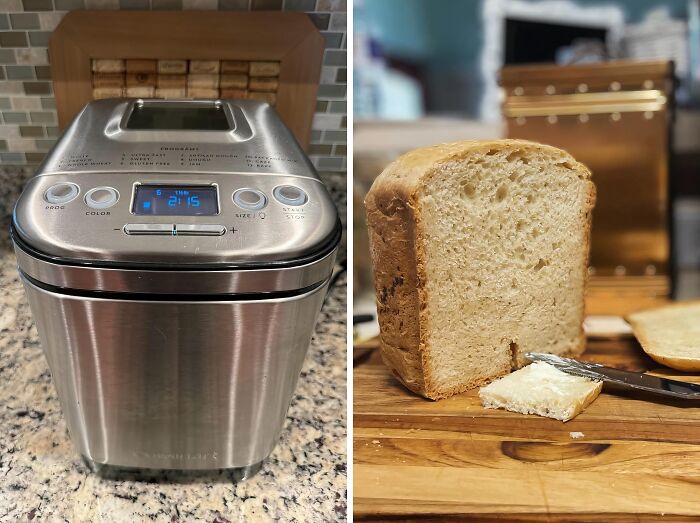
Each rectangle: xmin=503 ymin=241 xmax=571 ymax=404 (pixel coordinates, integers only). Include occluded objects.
xmin=11 ymin=99 xmax=341 ymax=475
xmin=501 ymin=60 xmax=674 ymax=316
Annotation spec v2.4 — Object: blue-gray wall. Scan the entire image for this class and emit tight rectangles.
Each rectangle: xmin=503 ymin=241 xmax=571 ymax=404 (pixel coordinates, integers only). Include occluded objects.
xmin=363 ymin=0 xmax=689 ymax=116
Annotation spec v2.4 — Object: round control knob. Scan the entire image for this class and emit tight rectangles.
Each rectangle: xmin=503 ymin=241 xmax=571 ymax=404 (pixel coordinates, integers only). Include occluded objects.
xmin=273 ymin=185 xmax=307 ymax=206
xmin=45 ymin=182 xmax=79 ymax=204
xmin=233 ymin=188 xmax=267 ymax=211
xmin=85 ymin=186 xmax=119 ymax=209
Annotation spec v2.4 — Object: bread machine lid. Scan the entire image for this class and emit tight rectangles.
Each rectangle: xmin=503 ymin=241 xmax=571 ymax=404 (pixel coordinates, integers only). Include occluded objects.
xmin=12 ymin=99 xmax=340 ymax=270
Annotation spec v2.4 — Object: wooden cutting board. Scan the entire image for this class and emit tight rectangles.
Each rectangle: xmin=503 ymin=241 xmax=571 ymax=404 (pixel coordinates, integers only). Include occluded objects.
xmin=354 ymin=337 xmax=700 ymax=521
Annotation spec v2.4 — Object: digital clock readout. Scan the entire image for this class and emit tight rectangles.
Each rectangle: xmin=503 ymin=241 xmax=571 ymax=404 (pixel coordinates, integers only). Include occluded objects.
xmin=132 ymin=185 xmax=218 ymax=216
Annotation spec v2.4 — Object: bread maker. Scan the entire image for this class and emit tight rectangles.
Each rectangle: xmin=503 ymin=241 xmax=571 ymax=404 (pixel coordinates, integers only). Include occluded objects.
xmin=11 ymin=99 xmax=340 ymax=475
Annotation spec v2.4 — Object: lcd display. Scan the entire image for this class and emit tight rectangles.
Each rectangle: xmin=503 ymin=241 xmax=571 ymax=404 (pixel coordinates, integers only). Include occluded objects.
xmin=133 ymin=186 xmax=218 ymax=216
xmin=126 ymin=104 xmax=231 ymax=131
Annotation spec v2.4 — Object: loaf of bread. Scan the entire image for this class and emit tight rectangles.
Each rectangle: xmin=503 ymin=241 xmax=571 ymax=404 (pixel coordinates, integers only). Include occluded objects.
xmin=479 ymin=361 xmax=602 ymax=421
xmin=365 ymin=140 xmax=595 ymax=399
xmin=626 ymin=301 xmax=700 ymax=371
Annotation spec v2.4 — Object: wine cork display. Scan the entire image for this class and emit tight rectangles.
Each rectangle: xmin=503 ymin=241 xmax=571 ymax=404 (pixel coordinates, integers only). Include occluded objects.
xmin=125 ymin=59 xmax=157 ymax=73
xmin=220 ymin=74 xmax=248 ymax=89
xmin=93 ymin=73 xmax=125 ymax=88
xmin=91 ymin=58 xmax=281 ymax=105
xmin=221 ymin=60 xmax=249 ymax=74
xmin=127 ymin=73 xmax=157 ymax=87
xmin=157 ymin=60 xmax=187 ymax=74
xmin=155 ymin=87 xmax=187 ymax=98
xmin=189 ymin=60 xmax=220 ymax=74
xmin=92 ymin=59 xmax=125 ymax=73
xmin=157 ymin=74 xmax=187 ymax=89
xmin=126 ymin=86 xmax=155 ymax=97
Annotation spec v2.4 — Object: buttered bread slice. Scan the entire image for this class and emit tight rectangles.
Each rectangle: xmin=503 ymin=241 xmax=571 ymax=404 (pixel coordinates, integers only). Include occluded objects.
xmin=365 ymin=139 xmax=595 ymax=399
xmin=479 ymin=361 xmax=602 ymax=422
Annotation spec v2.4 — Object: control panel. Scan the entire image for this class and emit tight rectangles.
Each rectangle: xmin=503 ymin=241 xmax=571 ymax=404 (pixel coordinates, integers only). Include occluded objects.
xmin=18 ymin=171 xmax=334 ymax=264
xmin=41 ymin=180 xmax=310 ymax=237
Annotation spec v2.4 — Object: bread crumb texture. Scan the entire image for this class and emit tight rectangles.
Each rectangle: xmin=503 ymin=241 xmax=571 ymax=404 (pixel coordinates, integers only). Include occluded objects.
xmin=479 ymin=361 xmax=602 ymax=422
xmin=365 ymin=139 xmax=595 ymax=399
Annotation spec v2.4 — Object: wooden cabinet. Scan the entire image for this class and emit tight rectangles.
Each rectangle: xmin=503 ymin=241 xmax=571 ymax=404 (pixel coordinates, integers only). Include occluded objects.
xmin=502 ymin=60 xmax=674 ymax=315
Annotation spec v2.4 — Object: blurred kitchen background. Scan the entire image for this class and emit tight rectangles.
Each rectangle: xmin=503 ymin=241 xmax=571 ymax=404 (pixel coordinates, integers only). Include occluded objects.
xmin=354 ymin=0 xmax=700 ymax=337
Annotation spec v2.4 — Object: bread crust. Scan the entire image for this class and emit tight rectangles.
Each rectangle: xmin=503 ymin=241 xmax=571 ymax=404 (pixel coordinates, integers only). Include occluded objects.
xmin=626 ymin=300 xmax=700 ymax=372
xmin=365 ymin=139 xmax=595 ymax=400
xmin=365 ymin=188 xmax=426 ymax=392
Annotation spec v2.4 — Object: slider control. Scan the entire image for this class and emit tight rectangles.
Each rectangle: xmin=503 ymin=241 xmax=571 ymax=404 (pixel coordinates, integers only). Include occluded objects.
xmin=124 ymin=223 xmax=174 ymax=235
xmin=123 ymin=224 xmax=226 ymax=236
xmin=175 ymin=224 xmax=226 ymax=236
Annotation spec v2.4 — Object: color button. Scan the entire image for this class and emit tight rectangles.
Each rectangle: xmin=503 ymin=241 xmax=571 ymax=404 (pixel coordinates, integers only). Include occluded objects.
xmin=85 ymin=186 xmax=119 ymax=209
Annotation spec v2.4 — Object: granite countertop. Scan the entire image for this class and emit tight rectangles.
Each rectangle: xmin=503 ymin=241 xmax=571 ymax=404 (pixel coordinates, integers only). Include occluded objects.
xmin=0 ymin=172 xmax=347 ymax=522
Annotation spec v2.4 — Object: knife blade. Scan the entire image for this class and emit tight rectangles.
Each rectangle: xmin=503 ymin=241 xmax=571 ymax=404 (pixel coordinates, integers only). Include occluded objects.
xmin=525 ymin=352 xmax=700 ymax=400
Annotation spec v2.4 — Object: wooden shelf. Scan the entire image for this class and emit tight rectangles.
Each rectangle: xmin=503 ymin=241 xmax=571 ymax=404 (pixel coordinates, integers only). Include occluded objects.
xmin=49 ymin=11 xmax=323 ymax=149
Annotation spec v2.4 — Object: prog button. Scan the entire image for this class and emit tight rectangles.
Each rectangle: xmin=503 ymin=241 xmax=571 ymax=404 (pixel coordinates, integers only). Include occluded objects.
xmin=85 ymin=186 xmax=119 ymax=209
xmin=45 ymin=182 xmax=79 ymax=204
xmin=233 ymin=188 xmax=267 ymax=211
xmin=273 ymin=185 xmax=307 ymax=206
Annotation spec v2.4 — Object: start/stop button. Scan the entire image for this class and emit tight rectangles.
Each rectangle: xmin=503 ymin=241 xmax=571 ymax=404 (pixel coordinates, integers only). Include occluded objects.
xmin=85 ymin=186 xmax=119 ymax=209
xmin=273 ymin=185 xmax=307 ymax=206
xmin=45 ymin=182 xmax=79 ymax=204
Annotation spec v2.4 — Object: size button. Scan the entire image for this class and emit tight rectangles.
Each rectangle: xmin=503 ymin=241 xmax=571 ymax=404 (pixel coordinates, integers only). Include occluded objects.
xmin=233 ymin=188 xmax=267 ymax=211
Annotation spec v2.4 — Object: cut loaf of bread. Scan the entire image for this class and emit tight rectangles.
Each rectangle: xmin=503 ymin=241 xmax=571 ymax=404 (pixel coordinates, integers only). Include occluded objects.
xmin=479 ymin=361 xmax=603 ymax=422
xmin=365 ymin=139 xmax=595 ymax=399
xmin=626 ymin=301 xmax=700 ymax=371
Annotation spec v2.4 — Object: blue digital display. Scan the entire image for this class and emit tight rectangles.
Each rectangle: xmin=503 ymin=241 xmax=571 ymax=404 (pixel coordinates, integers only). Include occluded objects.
xmin=132 ymin=185 xmax=218 ymax=216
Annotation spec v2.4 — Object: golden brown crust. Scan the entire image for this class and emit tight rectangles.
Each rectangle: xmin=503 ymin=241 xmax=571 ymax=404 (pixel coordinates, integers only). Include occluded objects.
xmin=365 ymin=139 xmax=594 ymax=400
xmin=626 ymin=300 xmax=700 ymax=371
xmin=574 ymin=380 xmax=604 ymax=420
xmin=365 ymin=188 xmax=426 ymax=394
xmin=579 ymin=180 xmax=597 ymax=352
xmin=643 ymin=354 xmax=700 ymax=372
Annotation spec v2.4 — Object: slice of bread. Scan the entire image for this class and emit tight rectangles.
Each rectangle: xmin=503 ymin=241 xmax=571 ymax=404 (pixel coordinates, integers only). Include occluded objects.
xmin=365 ymin=139 xmax=595 ymax=399
xmin=479 ymin=361 xmax=603 ymax=421
xmin=626 ymin=301 xmax=700 ymax=371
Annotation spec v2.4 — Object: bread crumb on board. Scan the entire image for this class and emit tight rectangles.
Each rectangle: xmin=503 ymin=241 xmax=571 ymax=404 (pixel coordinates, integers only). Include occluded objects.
xmin=569 ymin=431 xmax=585 ymax=439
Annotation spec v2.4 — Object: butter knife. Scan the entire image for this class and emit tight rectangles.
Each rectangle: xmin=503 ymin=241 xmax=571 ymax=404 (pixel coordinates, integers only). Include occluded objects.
xmin=525 ymin=352 xmax=700 ymax=400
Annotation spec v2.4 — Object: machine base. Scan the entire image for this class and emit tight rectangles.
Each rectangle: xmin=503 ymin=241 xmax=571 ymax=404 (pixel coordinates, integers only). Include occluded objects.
xmin=81 ymin=455 xmax=264 ymax=482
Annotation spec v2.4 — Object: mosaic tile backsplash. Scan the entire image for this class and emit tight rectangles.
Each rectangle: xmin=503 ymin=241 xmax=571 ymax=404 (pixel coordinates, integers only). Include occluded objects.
xmin=0 ymin=0 xmax=347 ymax=173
